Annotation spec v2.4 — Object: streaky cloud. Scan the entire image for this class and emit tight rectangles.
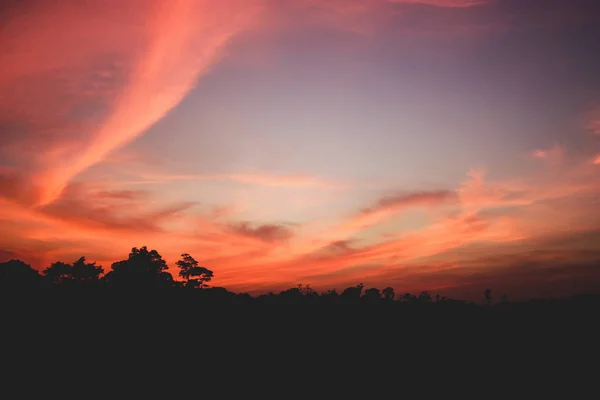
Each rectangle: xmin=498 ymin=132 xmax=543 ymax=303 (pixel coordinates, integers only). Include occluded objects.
xmin=227 ymin=222 xmax=295 ymax=243
xmin=35 ymin=0 xmax=260 ymax=206
xmin=340 ymin=189 xmax=457 ymax=232
xmin=387 ymin=0 xmax=489 ymax=6
xmin=128 ymin=171 xmax=347 ymax=189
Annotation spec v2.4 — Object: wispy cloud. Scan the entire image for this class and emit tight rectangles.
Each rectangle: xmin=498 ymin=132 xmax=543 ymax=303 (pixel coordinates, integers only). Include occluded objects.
xmin=227 ymin=222 xmax=295 ymax=243
xmin=532 ymin=144 xmax=565 ymax=164
xmin=268 ymin=0 xmax=494 ymax=37
xmin=243 ymin=160 xmax=600 ymax=292
xmin=588 ymin=119 xmax=600 ymax=135
xmin=129 ymin=171 xmax=347 ymax=189
xmin=387 ymin=0 xmax=489 ymax=6
xmin=37 ymin=1 xmax=262 ymax=205
xmin=0 ymin=0 xmax=494 ymax=208
xmin=340 ymin=190 xmax=457 ymax=232
xmin=0 ymin=0 xmax=261 ymax=206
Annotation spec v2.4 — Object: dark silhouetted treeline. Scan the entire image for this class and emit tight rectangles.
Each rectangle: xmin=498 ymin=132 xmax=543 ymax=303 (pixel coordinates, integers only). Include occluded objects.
xmin=2 ymin=246 xmax=600 ymax=310
xmin=3 ymin=245 xmax=600 ymax=377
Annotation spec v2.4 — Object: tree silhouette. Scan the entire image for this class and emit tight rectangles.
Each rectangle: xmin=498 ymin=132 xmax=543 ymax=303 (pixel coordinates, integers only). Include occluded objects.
xmin=299 ymin=284 xmax=319 ymax=302
xmin=256 ymin=291 xmax=278 ymax=304
xmin=362 ymin=287 xmax=382 ymax=303
xmin=0 ymin=260 xmax=40 ymax=289
xmin=418 ymin=291 xmax=432 ymax=303
xmin=382 ymin=287 xmax=395 ymax=302
xmin=298 ymin=284 xmax=314 ymax=296
xmin=3 ymin=245 xmax=596 ymax=309
xmin=176 ymin=253 xmax=213 ymax=288
xmin=278 ymin=286 xmax=303 ymax=303
xmin=71 ymin=257 xmax=103 ymax=282
xmin=340 ymin=283 xmax=364 ymax=303
xmin=105 ymin=246 xmax=173 ymax=289
xmin=320 ymin=289 xmax=339 ymax=304
xmin=43 ymin=261 xmax=73 ymax=286
xmin=402 ymin=293 xmax=417 ymax=303
xmin=42 ymin=257 xmax=104 ymax=288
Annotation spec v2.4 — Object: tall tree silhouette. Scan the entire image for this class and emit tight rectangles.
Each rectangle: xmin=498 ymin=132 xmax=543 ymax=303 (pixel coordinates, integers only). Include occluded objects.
xmin=362 ymin=287 xmax=382 ymax=303
xmin=176 ymin=253 xmax=213 ymax=288
xmin=42 ymin=257 xmax=104 ymax=287
xmin=43 ymin=261 xmax=73 ymax=286
xmin=0 ymin=260 xmax=40 ymax=289
xmin=105 ymin=246 xmax=173 ymax=289
xmin=71 ymin=257 xmax=104 ymax=287
xmin=382 ymin=287 xmax=395 ymax=302
xmin=340 ymin=283 xmax=364 ymax=303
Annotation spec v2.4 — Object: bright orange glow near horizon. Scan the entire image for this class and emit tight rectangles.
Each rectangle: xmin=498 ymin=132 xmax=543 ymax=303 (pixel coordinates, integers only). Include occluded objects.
xmin=1 ymin=0 xmax=600 ymax=300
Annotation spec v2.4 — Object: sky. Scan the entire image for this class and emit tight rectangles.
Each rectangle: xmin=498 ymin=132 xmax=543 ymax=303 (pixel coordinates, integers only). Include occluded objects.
xmin=1 ymin=0 xmax=600 ymax=300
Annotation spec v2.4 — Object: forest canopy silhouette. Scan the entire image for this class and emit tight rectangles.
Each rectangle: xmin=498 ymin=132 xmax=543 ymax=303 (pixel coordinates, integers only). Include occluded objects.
xmin=2 ymin=245 xmax=599 ymax=308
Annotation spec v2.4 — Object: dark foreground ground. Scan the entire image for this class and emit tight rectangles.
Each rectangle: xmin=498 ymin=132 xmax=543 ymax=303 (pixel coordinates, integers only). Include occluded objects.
xmin=4 ymin=290 xmax=599 ymax=333
xmin=1 ymin=291 xmax=598 ymax=393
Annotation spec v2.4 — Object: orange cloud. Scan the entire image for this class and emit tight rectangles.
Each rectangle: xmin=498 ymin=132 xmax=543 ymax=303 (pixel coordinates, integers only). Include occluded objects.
xmin=223 ymin=159 xmax=600 ymax=293
xmin=34 ymin=0 xmax=261 ymax=206
xmin=0 ymin=1 xmax=262 ymax=206
xmin=0 ymin=0 xmax=493 ymax=208
xmin=340 ymin=190 xmax=457 ymax=232
xmin=4 ymin=135 xmax=600 ymax=293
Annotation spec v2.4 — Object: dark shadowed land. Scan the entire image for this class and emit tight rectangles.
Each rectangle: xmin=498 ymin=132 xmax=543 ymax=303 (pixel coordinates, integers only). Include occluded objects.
xmin=2 ymin=246 xmax=599 ymax=377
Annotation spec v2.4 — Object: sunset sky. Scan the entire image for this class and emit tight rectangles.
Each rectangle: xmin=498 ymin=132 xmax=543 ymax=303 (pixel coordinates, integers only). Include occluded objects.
xmin=1 ymin=0 xmax=600 ymax=299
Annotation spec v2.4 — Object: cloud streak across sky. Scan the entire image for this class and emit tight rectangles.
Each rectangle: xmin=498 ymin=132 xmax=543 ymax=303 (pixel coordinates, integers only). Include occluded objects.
xmin=1 ymin=0 xmax=600 ymax=300
xmin=30 ymin=0 xmax=261 ymax=205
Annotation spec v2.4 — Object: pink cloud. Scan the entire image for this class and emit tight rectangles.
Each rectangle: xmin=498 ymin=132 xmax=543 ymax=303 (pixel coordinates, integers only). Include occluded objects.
xmin=266 ymin=0 xmax=493 ymax=37
xmin=2 ymin=154 xmax=600 ymax=297
xmin=236 ymin=160 xmax=600 ymax=292
xmin=0 ymin=0 xmax=494 ymax=208
xmin=0 ymin=1 xmax=262 ymax=206
xmin=127 ymin=171 xmax=346 ymax=189
xmin=581 ymin=105 xmax=600 ymax=135
xmin=35 ymin=0 xmax=261 ymax=206
xmin=531 ymin=144 xmax=565 ymax=163
xmin=588 ymin=119 xmax=600 ymax=135
xmin=339 ymin=190 xmax=457 ymax=232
